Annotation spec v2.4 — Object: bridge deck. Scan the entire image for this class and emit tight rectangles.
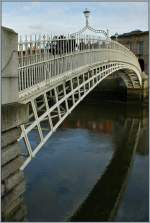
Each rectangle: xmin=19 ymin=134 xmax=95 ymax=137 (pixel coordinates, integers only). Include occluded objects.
xmin=17 ymin=35 xmax=143 ymax=170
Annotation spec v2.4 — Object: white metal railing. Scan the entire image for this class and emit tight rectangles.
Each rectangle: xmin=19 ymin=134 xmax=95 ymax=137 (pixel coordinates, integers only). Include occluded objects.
xmin=18 ymin=34 xmax=140 ymax=93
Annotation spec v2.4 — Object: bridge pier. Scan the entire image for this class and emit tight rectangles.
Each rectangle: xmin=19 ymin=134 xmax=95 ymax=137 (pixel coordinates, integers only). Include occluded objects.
xmin=1 ymin=27 xmax=28 ymax=221
xmin=126 ymin=72 xmax=148 ymax=101
xmin=126 ymin=89 xmax=143 ymax=101
xmin=92 ymin=72 xmax=148 ymax=102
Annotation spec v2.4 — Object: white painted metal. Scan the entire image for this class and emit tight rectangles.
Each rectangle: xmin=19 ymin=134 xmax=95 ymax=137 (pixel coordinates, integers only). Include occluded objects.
xmin=18 ymin=61 xmax=142 ymax=170
xmin=17 ymin=31 xmax=143 ymax=170
xmin=18 ymin=36 xmax=141 ymax=94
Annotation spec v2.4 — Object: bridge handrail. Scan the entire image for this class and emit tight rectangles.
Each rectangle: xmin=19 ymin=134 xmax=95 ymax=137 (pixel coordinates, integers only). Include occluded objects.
xmin=111 ymin=40 xmax=137 ymax=59
xmin=18 ymin=34 xmax=137 ymax=67
xmin=18 ymin=34 xmax=141 ymax=93
xmin=18 ymin=48 xmax=138 ymax=68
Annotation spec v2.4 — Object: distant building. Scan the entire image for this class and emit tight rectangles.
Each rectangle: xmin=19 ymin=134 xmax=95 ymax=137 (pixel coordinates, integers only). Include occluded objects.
xmin=111 ymin=30 xmax=149 ymax=75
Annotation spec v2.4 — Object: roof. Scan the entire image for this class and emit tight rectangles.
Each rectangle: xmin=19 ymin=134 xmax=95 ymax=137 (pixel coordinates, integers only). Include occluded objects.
xmin=111 ymin=30 xmax=149 ymax=39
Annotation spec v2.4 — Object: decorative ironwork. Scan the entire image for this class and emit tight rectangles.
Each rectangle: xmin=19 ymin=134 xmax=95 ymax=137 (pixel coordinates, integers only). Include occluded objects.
xmin=71 ymin=9 xmax=109 ymax=39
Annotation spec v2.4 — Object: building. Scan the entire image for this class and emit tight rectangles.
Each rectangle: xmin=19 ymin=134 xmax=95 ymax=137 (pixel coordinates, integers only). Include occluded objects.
xmin=111 ymin=30 xmax=149 ymax=75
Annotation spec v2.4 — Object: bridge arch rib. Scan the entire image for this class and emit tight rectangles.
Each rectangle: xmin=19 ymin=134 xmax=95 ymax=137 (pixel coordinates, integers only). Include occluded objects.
xmin=18 ymin=60 xmax=142 ymax=170
xmin=18 ymin=35 xmax=143 ymax=169
xmin=112 ymin=67 xmax=142 ymax=89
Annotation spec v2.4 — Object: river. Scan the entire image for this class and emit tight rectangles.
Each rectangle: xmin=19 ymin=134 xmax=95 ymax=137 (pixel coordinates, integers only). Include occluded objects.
xmin=22 ymin=91 xmax=149 ymax=222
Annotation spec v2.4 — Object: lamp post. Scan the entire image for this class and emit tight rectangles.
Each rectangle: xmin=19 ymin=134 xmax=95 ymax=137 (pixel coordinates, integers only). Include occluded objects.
xmin=115 ymin=32 xmax=119 ymax=41
xmin=83 ymin=8 xmax=91 ymax=27
xmin=71 ymin=8 xmax=109 ymax=40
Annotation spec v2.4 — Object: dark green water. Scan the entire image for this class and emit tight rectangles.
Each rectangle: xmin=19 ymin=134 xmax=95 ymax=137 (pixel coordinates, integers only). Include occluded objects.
xmin=23 ymin=93 xmax=149 ymax=222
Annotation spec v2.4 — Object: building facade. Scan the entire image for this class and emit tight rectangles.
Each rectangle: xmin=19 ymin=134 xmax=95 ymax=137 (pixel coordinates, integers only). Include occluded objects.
xmin=111 ymin=30 xmax=149 ymax=75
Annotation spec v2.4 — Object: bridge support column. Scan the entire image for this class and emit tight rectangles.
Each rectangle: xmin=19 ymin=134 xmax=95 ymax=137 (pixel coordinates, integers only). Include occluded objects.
xmin=1 ymin=27 xmax=29 ymax=221
xmin=141 ymin=72 xmax=149 ymax=102
xmin=126 ymin=88 xmax=143 ymax=101
xmin=127 ymin=72 xmax=148 ymax=102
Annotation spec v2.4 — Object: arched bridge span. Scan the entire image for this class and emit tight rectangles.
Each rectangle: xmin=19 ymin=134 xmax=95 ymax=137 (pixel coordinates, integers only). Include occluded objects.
xmin=18 ymin=35 xmax=143 ymax=169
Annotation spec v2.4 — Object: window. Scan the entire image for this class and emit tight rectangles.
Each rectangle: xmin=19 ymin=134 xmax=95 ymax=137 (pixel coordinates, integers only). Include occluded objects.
xmin=129 ymin=42 xmax=132 ymax=50
xmin=138 ymin=41 xmax=144 ymax=55
xmin=126 ymin=42 xmax=132 ymax=50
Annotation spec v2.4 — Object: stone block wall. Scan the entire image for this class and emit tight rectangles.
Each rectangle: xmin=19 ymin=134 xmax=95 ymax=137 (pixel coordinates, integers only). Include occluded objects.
xmin=1 ymin=104 xmax=29 ymax=221
xmin=1 ymin=26 xmax=29 ymax=221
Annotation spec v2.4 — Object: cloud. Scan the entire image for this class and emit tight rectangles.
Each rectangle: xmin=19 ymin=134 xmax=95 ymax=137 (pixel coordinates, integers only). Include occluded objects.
xmin=2 ymin=2 xmax=148 ymax=37
xmin=28 ymin=25 xmax=43 ymax=30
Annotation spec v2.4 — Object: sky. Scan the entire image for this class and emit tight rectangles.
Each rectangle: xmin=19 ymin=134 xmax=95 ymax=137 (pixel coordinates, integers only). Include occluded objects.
xmin=2 ymin=1 xmax=148 ymax=37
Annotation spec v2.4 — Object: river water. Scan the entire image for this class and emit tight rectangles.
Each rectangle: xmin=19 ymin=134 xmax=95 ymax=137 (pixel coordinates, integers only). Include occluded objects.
xmin=23 ymin=91 xmax=149 ymax=222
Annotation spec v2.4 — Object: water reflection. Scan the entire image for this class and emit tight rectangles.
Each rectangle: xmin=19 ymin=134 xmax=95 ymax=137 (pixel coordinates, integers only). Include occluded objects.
xmin=23 ymin=99 xmax=148 ymax=222
xmin=70 ymin=119 xmax=141 ymax=221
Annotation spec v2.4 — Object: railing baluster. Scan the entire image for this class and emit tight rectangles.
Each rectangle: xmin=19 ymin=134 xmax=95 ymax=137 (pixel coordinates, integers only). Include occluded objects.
xmin=18 ymin=33 xmax=140 ymax=93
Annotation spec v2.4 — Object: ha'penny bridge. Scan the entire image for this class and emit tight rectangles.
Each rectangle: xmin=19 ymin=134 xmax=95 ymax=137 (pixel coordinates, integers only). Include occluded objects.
xmin=2 ymin=9 xmax=148 ymax=221
xmin=17 ymin=10 xmax=146 ymax=170
xmin=2 ymin=9 xmax=146 ymax=171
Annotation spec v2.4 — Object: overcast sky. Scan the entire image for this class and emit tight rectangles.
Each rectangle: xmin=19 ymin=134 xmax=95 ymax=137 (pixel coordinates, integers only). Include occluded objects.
xmin=2 ymin=1 xmax=148 ymax=37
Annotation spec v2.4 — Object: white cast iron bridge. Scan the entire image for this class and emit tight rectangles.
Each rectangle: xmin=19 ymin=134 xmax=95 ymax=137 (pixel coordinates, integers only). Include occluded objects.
xmin=18 ymin=9 xmax=143 ymax=170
